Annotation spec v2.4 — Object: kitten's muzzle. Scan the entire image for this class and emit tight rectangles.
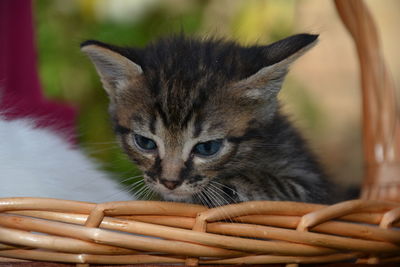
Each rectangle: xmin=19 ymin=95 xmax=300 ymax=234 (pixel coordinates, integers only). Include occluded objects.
xmin=159 ymin=178 xmax=182 ymax=190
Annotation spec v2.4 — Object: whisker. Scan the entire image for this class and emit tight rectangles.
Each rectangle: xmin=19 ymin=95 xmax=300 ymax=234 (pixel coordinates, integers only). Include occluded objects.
xmin=201 ymin=193 xmax=210 ymax=208
xmin=194 ymin=193 xmax=205 ymax=207
xmin=133 ymin=184 xmax=148 ymax=199
xmin=203 ymin=187 xmax=219 ymax=206
xmin=148 ymin=189 xmax=157 ymax=200
xmin=139 ymin=187 xmax=151 ymax=200
xmin=204 ymin=186 xmax=233 ymax=223
xmin=125 ymin=180 xmax=145 ymax=193
xmin=209 ymin=181 xmax=254 ymax=222
xmin=83 ymin=146 xmax=120 ymax=155
xmin=211 ymin=181 xmax=260 ymax=218
xmin=142 ymin=186 xmax=155 ymax=200
xmin=208 ymin=182 xmax=237 ymax=204
xmin=205 ymin=186 xmax=225 ymax=206
xmin=96 ymin=182 xmax=136 ymax=202
xmin=193 ymin=193 xmax=200 ymax=205
xmin=120 ymin=175 xmax=143 ymax=183
xmin=84 ymin=141 xmax=119 ymax=145
xmin=199 ymin=191 xmax=211 ymax=208
xmin=145 ymin=186 xmax=156 ymax=200
xmin=211 ymin=180 xmax=247 ymax=201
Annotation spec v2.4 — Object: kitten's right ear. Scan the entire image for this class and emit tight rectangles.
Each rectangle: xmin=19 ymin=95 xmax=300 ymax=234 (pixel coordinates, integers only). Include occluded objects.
xmin=81 ymin=40 xmax=143 ymax=98
xmin=232 ymin=34 xmax=318 ymax=102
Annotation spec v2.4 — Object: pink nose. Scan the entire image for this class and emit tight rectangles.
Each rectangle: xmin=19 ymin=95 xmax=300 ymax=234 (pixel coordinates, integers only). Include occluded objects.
xmin=160 ymin=179 xmax=182 ymax=190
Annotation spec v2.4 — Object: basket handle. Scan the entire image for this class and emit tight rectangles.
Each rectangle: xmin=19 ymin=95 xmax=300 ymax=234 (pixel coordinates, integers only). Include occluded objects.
xmin=334 ymin=0 xmax=400 ymax=202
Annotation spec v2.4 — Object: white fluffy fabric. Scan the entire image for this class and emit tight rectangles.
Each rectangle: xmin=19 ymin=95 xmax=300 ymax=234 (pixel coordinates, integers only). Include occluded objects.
xmin=0 ymin=117 xmax=134 ymax=202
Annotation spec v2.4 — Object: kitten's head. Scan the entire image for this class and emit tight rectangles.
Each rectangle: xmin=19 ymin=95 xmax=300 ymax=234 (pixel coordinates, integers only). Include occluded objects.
xmin=81 ymin=34 xmax=317 ymax=202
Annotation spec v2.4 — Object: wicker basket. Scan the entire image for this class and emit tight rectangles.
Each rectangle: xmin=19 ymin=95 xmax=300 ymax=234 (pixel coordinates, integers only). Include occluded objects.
xmin=1 ymin=0 xmax=400 ymax=266
xmin=0 ymin=198 xmax=399 ymax=266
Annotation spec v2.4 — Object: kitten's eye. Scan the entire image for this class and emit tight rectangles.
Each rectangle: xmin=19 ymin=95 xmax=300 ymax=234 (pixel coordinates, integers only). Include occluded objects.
xmin=134 ymin=134 xmax=157 ymax=152
xmin=193 ymin=139 xmax=223 ymax=157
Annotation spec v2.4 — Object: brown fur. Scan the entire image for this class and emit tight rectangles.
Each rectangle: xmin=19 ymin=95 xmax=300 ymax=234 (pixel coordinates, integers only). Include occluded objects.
xmin=81 ymin=34 xmax=331 ymax=205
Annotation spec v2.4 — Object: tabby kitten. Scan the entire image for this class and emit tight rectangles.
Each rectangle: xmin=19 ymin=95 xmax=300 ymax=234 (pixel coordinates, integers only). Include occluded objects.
xmin=81 ymin=34 xmax=330 ymax=206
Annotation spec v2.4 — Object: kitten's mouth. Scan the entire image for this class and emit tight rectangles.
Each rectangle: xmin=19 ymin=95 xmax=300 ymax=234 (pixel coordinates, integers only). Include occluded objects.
xmin=144 ymin=174 xmax=210 ymax=202
xmin=162 ymin=191 xmax=193 ymax=201
xmin=158 ymin=183 xmax=206 ymax=202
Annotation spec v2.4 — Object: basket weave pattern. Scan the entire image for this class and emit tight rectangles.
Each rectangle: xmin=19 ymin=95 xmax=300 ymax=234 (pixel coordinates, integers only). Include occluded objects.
xmin=0 ymin=198 xmax=399 ymax=265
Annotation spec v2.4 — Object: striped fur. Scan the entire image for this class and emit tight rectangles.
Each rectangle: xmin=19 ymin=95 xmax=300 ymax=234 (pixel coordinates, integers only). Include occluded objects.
xmin=81 ymin=34 xmax=330 ymax=206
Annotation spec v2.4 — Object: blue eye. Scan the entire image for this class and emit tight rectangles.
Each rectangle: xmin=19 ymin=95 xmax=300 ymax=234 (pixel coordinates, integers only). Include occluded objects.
xmin=134 ymin=134 xmax=157 ymax=151
xmin=193 ymin=139 xmax=223 ymax=157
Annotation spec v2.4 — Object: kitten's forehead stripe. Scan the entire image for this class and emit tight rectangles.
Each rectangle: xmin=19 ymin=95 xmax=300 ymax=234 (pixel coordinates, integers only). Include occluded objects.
xmin=181 ymin=109 xmax=195 ymax=129
xmin=193 ymin=115 xmax=203 ymax=138
xmin=114 ymin=124 xmax=131 ymax=135
xmin=149 ymin=114 xmax=156 ymax=135
xmin=155 ymin=102 xmax=168 ymax=126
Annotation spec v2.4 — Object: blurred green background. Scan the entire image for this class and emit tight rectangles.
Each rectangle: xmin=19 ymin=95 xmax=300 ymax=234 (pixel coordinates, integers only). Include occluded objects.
xmin=34 ymin=0 xmax=400 ymax=192
xmin=34 ymin=0 xmax=297 ymax=186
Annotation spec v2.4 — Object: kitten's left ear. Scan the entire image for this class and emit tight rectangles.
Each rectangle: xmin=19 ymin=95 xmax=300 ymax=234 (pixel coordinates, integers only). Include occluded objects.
xmin=233 ymin=34 xmax=318 ymax=101
xmin=80 ymin=40 xmax=143 ymax=99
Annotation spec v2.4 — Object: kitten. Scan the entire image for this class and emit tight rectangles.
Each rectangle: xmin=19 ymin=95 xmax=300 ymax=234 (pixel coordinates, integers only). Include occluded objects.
xmin=0 ymin=117 xmax=133 ymax=202
xmin=81 ymin=34 xmax=330 ymax=206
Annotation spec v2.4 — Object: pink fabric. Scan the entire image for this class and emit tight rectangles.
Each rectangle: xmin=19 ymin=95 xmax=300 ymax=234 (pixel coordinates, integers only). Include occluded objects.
xmin=0 ymin=0 xmax=77 ymax=143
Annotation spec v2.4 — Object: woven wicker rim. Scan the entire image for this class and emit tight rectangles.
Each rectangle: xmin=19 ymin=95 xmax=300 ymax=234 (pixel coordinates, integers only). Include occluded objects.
xmin=0 ymin=197 xmax=399 ymax=265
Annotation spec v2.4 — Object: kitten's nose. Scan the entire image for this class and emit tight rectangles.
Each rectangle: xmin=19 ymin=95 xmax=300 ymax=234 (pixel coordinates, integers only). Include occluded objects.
xmin=160 ymin=179 xmax=182 ymax=190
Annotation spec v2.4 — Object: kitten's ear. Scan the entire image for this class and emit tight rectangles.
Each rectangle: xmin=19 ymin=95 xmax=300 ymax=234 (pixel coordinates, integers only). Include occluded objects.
xmin=234 ymin=34 xmax=318 ymax=101
xmin=80 ymin=40 xmax=143 ymax=98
